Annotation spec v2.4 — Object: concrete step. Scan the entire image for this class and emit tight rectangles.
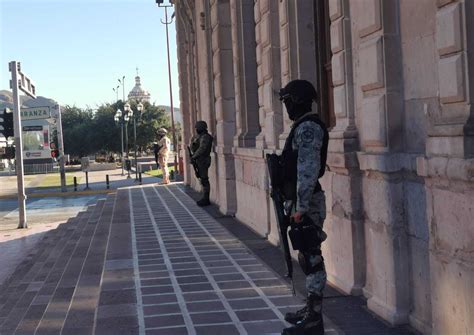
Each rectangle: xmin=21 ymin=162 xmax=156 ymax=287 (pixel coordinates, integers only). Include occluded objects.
xmin=34 ymin=196 xmax=115 ymax=334
xmin=0 ymin=200 xmax=106 ymax=334
xmin=61 ymin=195 xmax=117 ymax=334
xmin=0 ymin=214 xmax=86 ymax=311
xmin=0 ymin=214 xmax=88 ymax=333
xmin=0 ymin=214 xmax=85 ymax=299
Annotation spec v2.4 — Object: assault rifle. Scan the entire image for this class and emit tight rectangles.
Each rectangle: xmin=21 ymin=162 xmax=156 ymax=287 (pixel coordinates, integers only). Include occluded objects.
xmin=187 ymin=146 xmax=201 ymax=179
xmin=266 ymin=153 xmax=294 ymax=294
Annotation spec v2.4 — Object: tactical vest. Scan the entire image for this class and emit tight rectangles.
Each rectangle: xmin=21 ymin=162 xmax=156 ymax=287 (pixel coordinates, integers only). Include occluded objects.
xmin=191 ymin=133 xmax=213 ymax=157
xmin=280 ymin=114 xmax=329 ymax=201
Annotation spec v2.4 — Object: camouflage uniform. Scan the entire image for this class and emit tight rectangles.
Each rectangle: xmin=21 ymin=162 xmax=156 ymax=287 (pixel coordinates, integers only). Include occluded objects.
xmin=157 ymin=135 xmax=171 ymax=183
xmin=280 ymin=79 xmax=327 ymax=335
xmin=190 ymin=130 xmax=213 ymax=204
xmin=291 ymin=115 xmax=327 ymax=300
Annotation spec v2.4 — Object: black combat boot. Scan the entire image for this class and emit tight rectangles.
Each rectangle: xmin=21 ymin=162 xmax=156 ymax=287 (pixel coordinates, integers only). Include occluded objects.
xmin=282 ymin=294 xmax=324 ymax=335
xmin=284 ymin=304 xmax=307 ymax=325
xmin=196 ymin=191 xmax=210 ymax=207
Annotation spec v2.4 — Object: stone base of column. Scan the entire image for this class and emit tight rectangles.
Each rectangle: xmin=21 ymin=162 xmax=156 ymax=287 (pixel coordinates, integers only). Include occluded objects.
xmin=366 ymin=294 xmax=409 ymax=326
xmin=216 ymin=151 xmax=237 ymax=215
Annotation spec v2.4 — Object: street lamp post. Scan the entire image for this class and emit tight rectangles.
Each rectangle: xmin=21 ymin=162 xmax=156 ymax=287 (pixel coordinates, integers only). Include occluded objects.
xmin=112 ymin=85 xmax=119 ymax=102
xmin=157 ymin=0 xmax=179 ymax=178
xmin=124 ymin=102 xmax=144 ymax=181
xmin=118 ymin=76 xmax=125 ymax=102
xmin=114 ymin=109 xmax=130 ymax=178
xmin=124 ymin=112 xmax=131 ymax=178
xmin=114 ymin=109 xmax=125 ymax=176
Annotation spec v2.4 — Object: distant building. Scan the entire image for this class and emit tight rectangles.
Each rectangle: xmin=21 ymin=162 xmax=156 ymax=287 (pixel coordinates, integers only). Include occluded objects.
xmin=128 ymin=71 xmax=151 ymax=103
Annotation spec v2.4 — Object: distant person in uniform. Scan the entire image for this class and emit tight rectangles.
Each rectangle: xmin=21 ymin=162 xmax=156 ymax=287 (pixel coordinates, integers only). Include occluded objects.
xmin=156 ymin=128 xmax=171 ymax=184
xmin=190 ymin=121 xmax=213 ymax=206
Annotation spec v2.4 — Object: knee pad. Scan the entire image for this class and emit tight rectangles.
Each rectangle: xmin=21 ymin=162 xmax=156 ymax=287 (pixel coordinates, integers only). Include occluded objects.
xmin=298 ymin=252 xmax=325 ymax=275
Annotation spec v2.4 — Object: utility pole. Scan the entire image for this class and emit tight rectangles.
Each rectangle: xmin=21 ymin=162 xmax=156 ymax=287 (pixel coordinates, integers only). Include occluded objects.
xmin=158 ymin=1 xmax=179 ymax=177
xmin=55 ymin=105 xmax=67 ymax=192
xmin=9 ymin=61 xmax=36 ymax=229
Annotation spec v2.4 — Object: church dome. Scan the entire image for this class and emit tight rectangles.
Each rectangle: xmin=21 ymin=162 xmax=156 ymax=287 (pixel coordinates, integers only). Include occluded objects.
xmin=128 ymin=73 xmax=151 ymax=102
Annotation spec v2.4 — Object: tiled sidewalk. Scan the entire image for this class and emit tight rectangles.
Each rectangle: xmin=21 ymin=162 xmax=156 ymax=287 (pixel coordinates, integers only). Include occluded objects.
xmin=0 ymin=183 xmax=341 ymax=334
xmin=129 ymin=185 xmax=340 ymax=334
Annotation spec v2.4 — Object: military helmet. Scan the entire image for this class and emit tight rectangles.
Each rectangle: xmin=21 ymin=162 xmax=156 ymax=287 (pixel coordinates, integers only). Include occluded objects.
xmin=279 ymin=79 xmax=318 ymax=104
xmin=195 ymin=121 xmax=208 ymax=132
xmin=157 ymin=128 xmax=168 ymax=135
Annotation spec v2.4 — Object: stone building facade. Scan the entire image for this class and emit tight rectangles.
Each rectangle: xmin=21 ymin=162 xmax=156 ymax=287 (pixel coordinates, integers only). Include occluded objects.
xmin=174 ymin=1 xmax=474 ymax=334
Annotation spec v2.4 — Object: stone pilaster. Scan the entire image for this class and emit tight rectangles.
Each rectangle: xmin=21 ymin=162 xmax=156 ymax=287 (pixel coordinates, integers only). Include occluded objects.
xmin=254 ymin=0 xmax=283 ymax=150
xmin=176 ymin=3 xmax=193 ymax=185
xmin=419 ymin=1 xmax=474 ymax=334
xmin=350 ymin=0 xmax=410 ymax=325
xmin=230 ymin=0 xmax=259 ymax=148
xmin=277 ymin=0 xmax=292 ymax=148
xmin=278 ymin=0 xmax=318 ymax=148
xmin=323 ymin=0 xmax=365 ymax=297
xmin=210 ymin=0 xmax=237 ymax=215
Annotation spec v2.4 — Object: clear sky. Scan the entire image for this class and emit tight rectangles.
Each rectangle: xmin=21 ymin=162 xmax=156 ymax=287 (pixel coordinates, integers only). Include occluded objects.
xmin=0 ymin=0 xmax=179 ymax=109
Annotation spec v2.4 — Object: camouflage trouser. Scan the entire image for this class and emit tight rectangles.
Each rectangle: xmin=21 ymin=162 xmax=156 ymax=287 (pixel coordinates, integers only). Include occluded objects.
xmin=196 ymin=157 xmax=211 ymax=193
xmin=158 ymin=154 xmax=169 ymax=182
xmin=303 ymin=191 xmax=327 ymax=298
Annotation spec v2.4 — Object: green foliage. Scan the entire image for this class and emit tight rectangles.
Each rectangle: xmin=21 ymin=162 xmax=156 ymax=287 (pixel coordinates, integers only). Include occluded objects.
xmin=61 ymin=101 xmax=172 ymax=159
xmin=61 ymin=106 xmax=94 ymax=157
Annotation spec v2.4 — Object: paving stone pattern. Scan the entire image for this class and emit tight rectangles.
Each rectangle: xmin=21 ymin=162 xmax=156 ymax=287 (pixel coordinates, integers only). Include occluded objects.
xmin=0 ymin=197 xmax=113 ymax=334
xmin=0 ymin=184 xmax=341 ymax=334
xmin=130 ymin=185 xmax=309 ymax=335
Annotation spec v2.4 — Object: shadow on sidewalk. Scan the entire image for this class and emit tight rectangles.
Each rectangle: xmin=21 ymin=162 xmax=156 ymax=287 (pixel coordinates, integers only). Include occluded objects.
xmin=183 ymin=185 xmax=420 ymax=335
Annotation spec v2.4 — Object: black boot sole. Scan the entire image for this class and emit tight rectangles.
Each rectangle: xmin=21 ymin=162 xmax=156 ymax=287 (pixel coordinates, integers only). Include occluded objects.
xmin=284 ymin=315 xmax=304 ymax=325
xmin=281 ymin=320 xmax=324 ymax=335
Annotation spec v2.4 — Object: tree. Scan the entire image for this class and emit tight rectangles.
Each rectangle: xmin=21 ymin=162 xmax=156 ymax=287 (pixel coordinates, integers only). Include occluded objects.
xmin=62 ymin=106 xmax=94 ymax=158
xmin=60 ymin=102 xmax=172 ymax=159
xmin=92 ymin=103 xmax=122 ymax=154
xmin=134 ymin=102 xmax=171 ymax=151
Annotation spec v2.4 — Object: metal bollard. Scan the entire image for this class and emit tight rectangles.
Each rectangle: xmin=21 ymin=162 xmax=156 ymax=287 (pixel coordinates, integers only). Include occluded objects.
xmin=74 ymin=176 xmax=77 ymax=191
xmin=85 ymin=171 xmax=90 ymax=190
xmin=139 ymin=172 xmax=142 ymax=185
xmin=106 ymin=174 xmax=110 ymax=189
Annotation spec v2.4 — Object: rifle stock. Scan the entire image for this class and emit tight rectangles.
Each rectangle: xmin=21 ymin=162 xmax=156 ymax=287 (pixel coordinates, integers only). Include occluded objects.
xmin=266 ymin=153 xmax=293 ymax=284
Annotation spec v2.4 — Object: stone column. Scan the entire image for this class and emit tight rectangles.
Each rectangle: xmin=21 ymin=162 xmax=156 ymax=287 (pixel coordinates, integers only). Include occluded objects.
xmin=176 ymin=4 xmax=193 ymax=185
xmin=417 ymin=1 xmax=474 ymax=333
xmin=210 ymin=0 xmax=237 ymax=214
xmin=278 ymin=0 xmax=318 ymax=148
xmin=230 ymin=0 xmax=259 ymax=148
xmin=350 ymin=0 xmax=410 ymax=325
xmin=254 ymin=0 xmax=282 ymax=150
xmin=323 ymin=0 xmax=365 ymax=297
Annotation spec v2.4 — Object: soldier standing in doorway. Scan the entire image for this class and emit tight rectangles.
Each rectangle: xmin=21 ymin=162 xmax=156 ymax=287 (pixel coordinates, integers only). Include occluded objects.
xmin=279 ymin=80 xmax=329 ymax=335
xmin=156 ymin=128 xmax=171 ymax=184
xmin=189 ymin=120 xmax=213 ymax=206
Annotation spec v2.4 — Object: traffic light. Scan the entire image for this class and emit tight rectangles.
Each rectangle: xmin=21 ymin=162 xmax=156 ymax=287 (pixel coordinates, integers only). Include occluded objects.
xmin=0 ymin=108 xmax=14 ymax=140
xmin=50 ymin=129 xmax=59 ymax=160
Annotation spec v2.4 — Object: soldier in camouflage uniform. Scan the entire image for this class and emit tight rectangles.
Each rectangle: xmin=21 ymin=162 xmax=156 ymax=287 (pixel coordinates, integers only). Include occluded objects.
xmin=280 ymin=80 xmax=329 ymax=335
xmin=156 ymin=128 xmax=171 ymax=184
xmin=190 ymin=121 xmax=213 ymax=206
